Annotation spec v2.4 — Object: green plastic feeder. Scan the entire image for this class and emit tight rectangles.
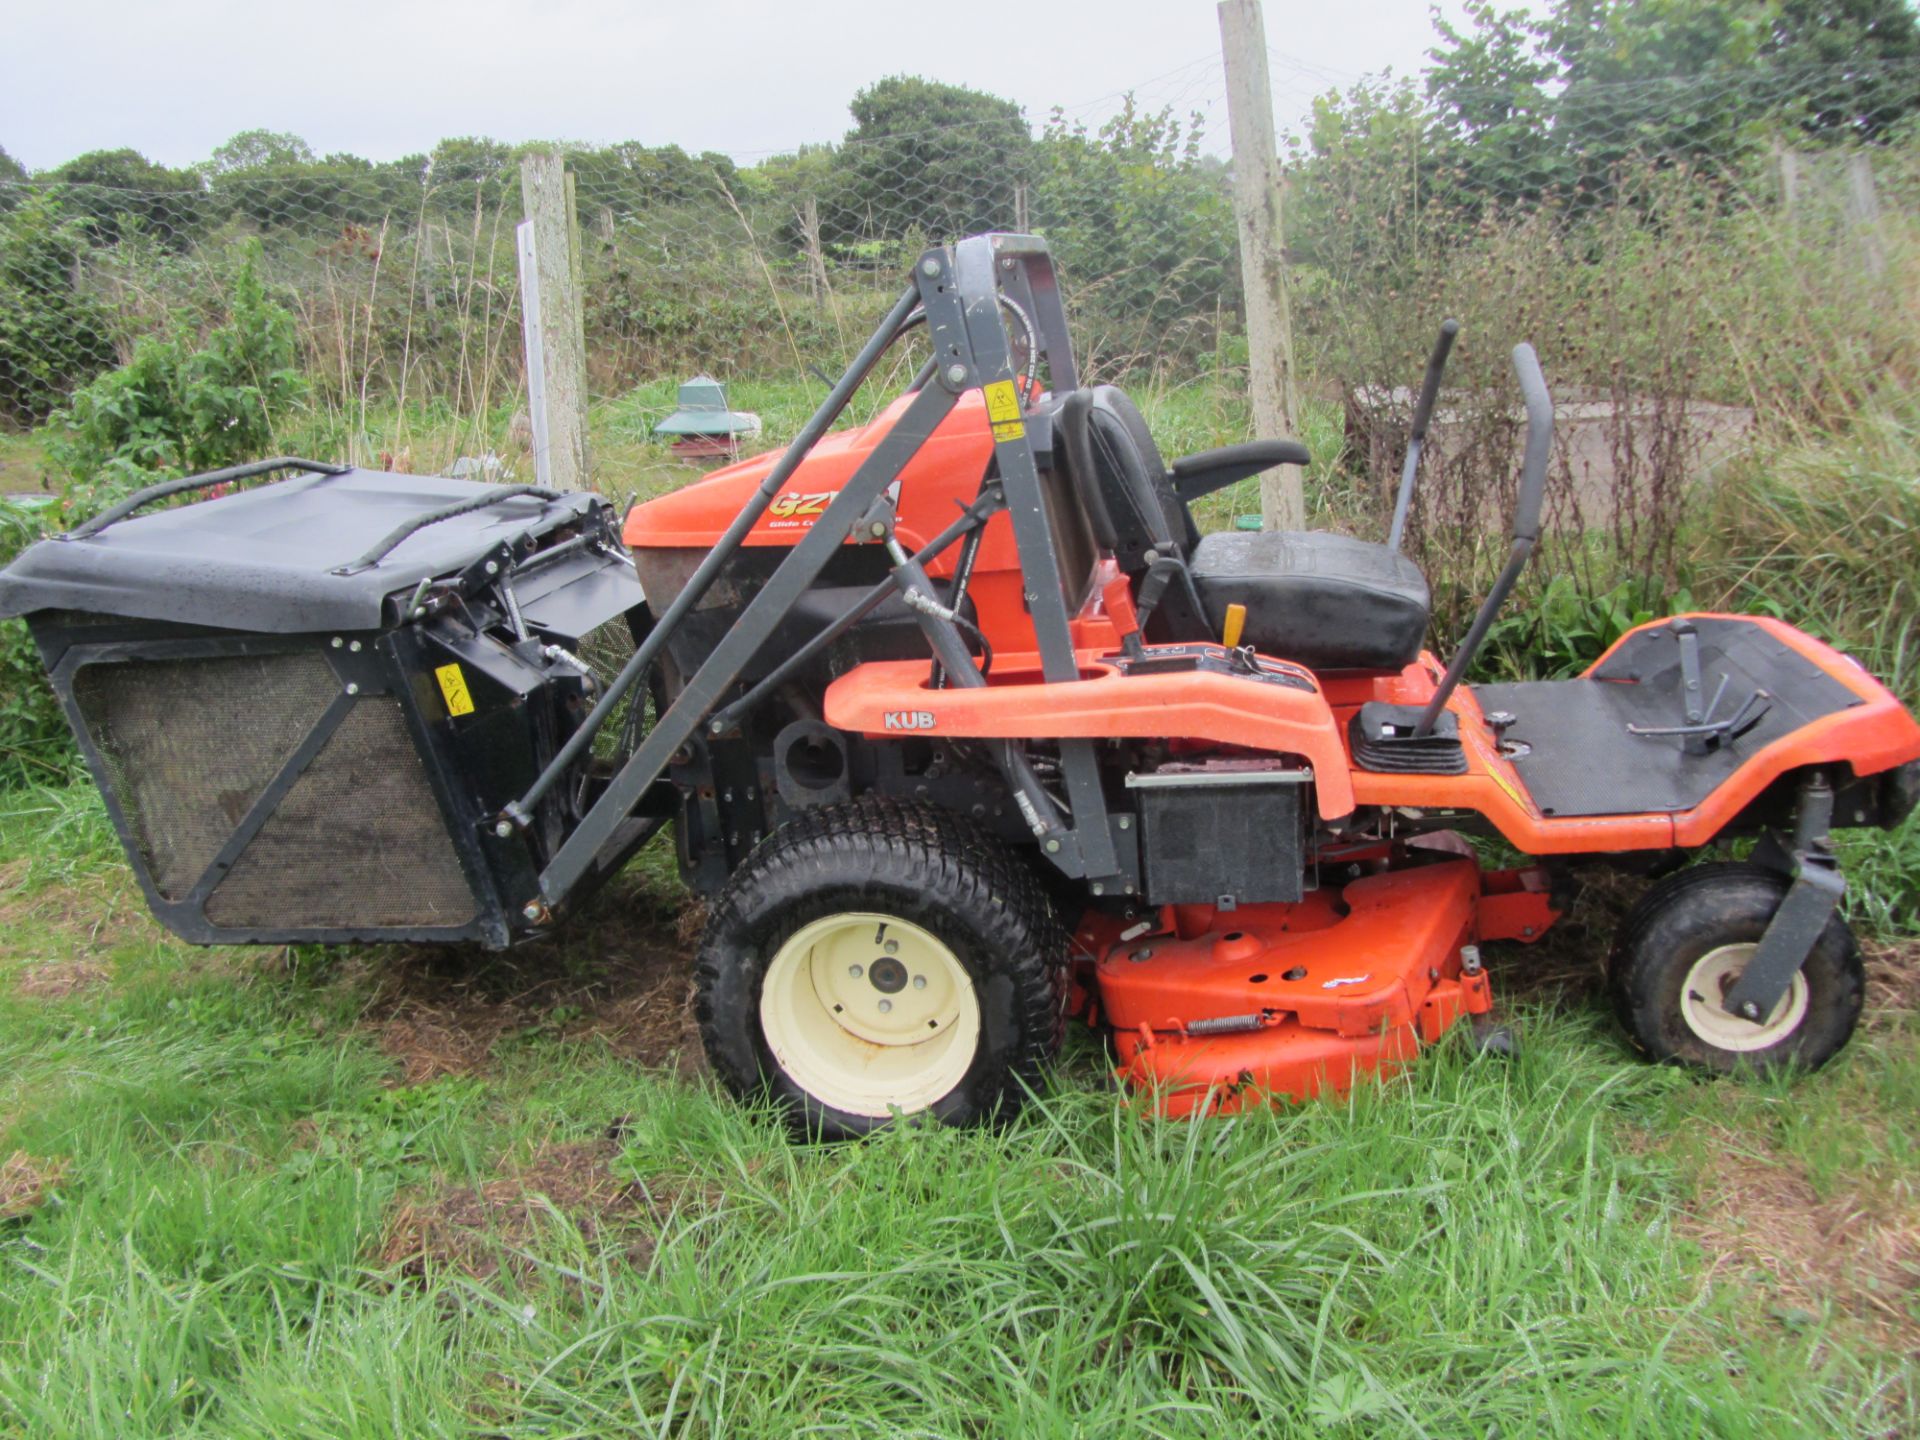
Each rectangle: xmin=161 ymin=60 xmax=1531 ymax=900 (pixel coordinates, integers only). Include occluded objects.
xmin=654 ymin=376 xmax=761 ymax=439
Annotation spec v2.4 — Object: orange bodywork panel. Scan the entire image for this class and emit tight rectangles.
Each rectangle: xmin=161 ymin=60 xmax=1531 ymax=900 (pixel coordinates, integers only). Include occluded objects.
xmin=1348 ymin=614 xmax=1920 ymax=854
xmin=622 ymin=390 xmax=997 ymax=556
xmin=1097 ymin=861 xmax=1479 ymax=1035
xmin=823 ymin=650 xmax=1358 ymax=819
xmin=623 ymin=389 xmax=1057 ymax=653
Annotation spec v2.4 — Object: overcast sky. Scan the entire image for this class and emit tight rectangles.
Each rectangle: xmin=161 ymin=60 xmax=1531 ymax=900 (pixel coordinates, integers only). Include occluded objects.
xmin=2 ymin=0 xmax=1474 ymax=173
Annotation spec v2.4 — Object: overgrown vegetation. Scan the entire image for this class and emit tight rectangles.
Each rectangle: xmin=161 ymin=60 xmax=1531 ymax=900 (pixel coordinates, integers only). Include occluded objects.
xmin=0 ymin=785 xmax=1916 ymax=1436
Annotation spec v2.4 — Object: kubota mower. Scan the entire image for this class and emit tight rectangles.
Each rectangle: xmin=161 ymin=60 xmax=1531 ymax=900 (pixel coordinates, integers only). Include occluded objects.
xmin=5 ymin=233 xmax=1917 ymax=1137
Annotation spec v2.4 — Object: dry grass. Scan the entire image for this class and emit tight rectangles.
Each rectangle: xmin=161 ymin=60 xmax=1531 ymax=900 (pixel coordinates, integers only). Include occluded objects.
xmin=1862 ymin=936 xmax=1920 ymax=1030
xmin=378 ymin=1137 xmax=654 ymax=1280
xmin=13 ymin=958 xmax=109 ymax=999
xmin=0 ymin=868 xmax=157 ymax=960
xmin=0 ymin=1149 xmax=67 ymax=1222
xmin=357 ymin=906 xmax=701 ymax=1085
xmin=1676 ymin=1136 xmax=1920 ymax=1356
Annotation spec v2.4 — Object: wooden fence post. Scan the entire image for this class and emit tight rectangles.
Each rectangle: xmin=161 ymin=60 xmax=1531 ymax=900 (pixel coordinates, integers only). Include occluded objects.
xmin=1775 ymin=143 xmax=1804 ymax=213
xmin=1218 ymin=0 xmax=1304 ymax=531
xmin=1844 ymin=152 xmax=1887 ymax=279
xmin=518 ymin=151 xmax=590 ymax=492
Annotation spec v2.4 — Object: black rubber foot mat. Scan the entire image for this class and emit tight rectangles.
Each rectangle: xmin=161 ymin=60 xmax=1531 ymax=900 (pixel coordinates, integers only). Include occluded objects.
xmin=1473 ymin=617 xmax=1863 ymax=817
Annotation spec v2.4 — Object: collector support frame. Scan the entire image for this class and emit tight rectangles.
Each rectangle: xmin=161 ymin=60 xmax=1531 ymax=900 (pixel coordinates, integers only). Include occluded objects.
xmin=517 ymin=234 xmax=1125 ymax=918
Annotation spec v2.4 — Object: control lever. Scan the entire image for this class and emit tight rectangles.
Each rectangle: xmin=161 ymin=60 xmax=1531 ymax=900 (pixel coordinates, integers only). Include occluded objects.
xmin=1626 ymin=622 xmax=1772 ymax=753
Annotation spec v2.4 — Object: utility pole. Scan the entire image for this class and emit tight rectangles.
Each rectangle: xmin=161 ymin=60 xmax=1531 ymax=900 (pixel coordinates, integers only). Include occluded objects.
xmin=1219 ymin=0 xmax=1305 ymax=530
xmin=517 ymin=151 xmax=590 ymax=491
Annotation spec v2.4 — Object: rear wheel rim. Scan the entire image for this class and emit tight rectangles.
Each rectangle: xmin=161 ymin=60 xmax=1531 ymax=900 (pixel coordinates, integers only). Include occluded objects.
xmin=759 ymin=911 xmax=981 ymax=1119
xmin=1679 ymin=943 xmax=1809 ymax=1052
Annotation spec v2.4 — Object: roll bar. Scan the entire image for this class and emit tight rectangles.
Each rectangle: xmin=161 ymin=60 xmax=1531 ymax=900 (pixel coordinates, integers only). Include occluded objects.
xmin=1413 ymin=343 xmax=1552 ymax=737
xmin=1388 ymin=319 xmax=1459 ymax=553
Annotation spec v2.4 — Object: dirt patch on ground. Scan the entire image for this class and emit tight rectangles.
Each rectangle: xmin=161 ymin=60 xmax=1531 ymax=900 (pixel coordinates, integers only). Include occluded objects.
xmin=358 ymin=884 xmax=701 ymax=1084
xmin=0 ymin=1150 xmax=67 ymax=1222
xmin=0 ymin=868 xmax=159 ymax=962
xmin=1487 ymin=863 xmax=1646 ymax=1006
xmin=1677 ymin=1138 xmax=1920 ymax=1355
xmin=14 ymin=959 xmax=110 ymax=999
xmin=379 ymin=1137 xmax=660 ymax=1279
xmin=1861 ymin=936 xmax=1920 ymax=1030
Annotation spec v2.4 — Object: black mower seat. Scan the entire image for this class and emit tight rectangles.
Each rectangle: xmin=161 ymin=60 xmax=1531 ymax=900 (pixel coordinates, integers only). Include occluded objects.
xmin=1189 ymin=530 xmax=1431 ymax=673
xmin=1058 ymin=384 xmax=1432 ymax=672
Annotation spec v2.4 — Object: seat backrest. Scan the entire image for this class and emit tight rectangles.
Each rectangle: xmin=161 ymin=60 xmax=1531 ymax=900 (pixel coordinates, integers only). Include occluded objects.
xmin=1029 ymin=399 xmax=1103 ymax=619
xmin=1058 ymin=385 xmax=1199 ymax=575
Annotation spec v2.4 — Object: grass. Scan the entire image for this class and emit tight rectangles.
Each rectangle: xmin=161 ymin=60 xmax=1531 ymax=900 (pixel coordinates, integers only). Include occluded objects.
xmin=0 ymin=782 xmax=1916 ymax=1437
xmin=2 ymin=341 xmax=1918 ymax=1434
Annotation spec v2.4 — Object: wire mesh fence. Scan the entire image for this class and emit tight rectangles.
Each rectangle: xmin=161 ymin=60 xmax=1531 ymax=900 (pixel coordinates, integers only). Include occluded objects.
xmin=4 ymin=48 xmax=1920 ymax=604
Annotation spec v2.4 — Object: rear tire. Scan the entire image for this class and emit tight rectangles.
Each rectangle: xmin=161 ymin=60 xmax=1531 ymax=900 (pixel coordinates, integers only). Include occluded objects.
xmin=1608 ymin=861 xmax=1862 ymax=1075
xmin=695 ymin=798 xmax=1067 ymax=1139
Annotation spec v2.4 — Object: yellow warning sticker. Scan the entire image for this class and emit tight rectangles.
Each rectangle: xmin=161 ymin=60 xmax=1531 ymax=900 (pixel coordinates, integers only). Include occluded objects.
xmin=435 ymin=662 xmax=476 ymax=717
xmin=982 ymin=379 xmax=1022 ymax=421
xmin=1483 ymin=751 xmax=1529 ymax=812
xmin=983 ymin=379 xmax=1025 ymax=441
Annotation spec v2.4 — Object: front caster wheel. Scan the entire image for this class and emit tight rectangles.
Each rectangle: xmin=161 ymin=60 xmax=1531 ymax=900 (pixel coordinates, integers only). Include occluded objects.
xmin=695 ymin=798 xmax=1067 ymax=1140
xmin=1608 ymin=861 xmax=1862 ymax=1075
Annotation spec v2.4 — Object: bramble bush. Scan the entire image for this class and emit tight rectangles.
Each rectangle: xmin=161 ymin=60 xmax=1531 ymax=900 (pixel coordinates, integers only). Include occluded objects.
xmin=44 ymin=238 xmax=308 ymax=514
xmin=0 ymin=196 xmax=116 ymax=425
xmin=0 ymin=241 xmax=309 ymax=787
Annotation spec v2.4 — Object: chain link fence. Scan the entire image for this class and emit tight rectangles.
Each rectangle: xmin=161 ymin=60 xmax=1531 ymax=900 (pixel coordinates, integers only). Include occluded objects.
xmin=4 ymin=51 xmax=1919 ymax=601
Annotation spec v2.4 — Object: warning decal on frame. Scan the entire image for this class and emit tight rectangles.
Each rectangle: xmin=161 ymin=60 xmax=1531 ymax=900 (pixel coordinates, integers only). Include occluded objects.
xmin=435 ymin=662 xmax=476 ymax=717
xmin=982 ymin=379 xmax=1025 ymax=442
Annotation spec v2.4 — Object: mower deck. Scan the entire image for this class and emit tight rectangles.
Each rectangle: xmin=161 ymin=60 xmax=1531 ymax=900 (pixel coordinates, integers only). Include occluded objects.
xmin=1097 ymin=860 xmax=1497 ymax=1115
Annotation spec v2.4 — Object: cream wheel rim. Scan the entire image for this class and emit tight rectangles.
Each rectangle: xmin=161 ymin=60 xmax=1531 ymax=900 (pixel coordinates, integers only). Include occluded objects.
xmin=1680 ymin=943 xmax=1810 ymax=1052
xmin=759 ymin=911 xmax=981 ymax=1118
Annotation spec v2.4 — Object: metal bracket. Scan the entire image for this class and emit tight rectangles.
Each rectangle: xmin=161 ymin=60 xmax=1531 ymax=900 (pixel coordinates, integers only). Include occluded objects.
xmin=1676 ymin=618 xmax=1704 ymax=723
xmin=1722 ymin=856 xmax=1845 ymax=1023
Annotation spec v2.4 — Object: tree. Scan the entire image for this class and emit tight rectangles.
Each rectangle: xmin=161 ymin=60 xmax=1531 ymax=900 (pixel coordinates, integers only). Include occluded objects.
xmin=566 ymin=141 xmax=740 ymax=220
xmin=1416 ymin=0 xmax=1920 ymax=210
xmin=820 ymin=76 xmax=1030 ymax=245
xmin=207 ymin=148 xmax=425 ymax=233
xmin=1030 ymin=99 xmax=1233 ymax=366
xmin=45 ymin=148 xmax=204 ymax=248
xmin=204 ymin=129 xmax=315 ymax=174
xmin=426 ymin=136 xmax=515 ymax=216
xmin=0 ymin=146 xmax=25 ymax=217
xmin=1762 ymin=0 xmax=1920 ymax=137
xmin=0 ymin=195 xmax=115 ymax=422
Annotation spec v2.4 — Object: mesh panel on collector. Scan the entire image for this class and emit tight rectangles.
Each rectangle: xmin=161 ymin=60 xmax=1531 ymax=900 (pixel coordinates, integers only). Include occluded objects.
xmin=71 ymin=652 xmax=340 ymax=900
xmin=204 ymin=697 xmax=476 ymax=930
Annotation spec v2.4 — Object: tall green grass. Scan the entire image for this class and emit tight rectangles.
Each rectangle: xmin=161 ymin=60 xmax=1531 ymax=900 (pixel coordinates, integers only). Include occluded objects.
xmin=1 ymin=778 xmax=1913 ymax=1438
xmin=1699 ymin=401 xmax=1920 ymax=710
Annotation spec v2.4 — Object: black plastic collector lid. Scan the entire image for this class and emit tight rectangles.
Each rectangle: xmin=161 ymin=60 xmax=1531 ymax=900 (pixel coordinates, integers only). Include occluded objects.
xmin=0 ymin=466 xmax=611 ymax=634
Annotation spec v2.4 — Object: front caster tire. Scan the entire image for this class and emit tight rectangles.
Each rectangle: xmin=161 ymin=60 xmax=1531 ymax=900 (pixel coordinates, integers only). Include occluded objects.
xmin=695 ymin=798 xmax=1067 ymax=1140
xmin=1608 ymin=861 xmax=1863 ymax=1075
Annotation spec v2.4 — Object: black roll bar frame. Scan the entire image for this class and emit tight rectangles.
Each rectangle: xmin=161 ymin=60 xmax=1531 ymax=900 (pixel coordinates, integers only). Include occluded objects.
xmin=521 ymin=234 xmax=1119 ymax=914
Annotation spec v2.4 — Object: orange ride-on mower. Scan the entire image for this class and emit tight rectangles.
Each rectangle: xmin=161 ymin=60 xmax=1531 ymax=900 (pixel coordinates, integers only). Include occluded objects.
xmin=6 ymin=233 xmax=1918 ymax=1137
